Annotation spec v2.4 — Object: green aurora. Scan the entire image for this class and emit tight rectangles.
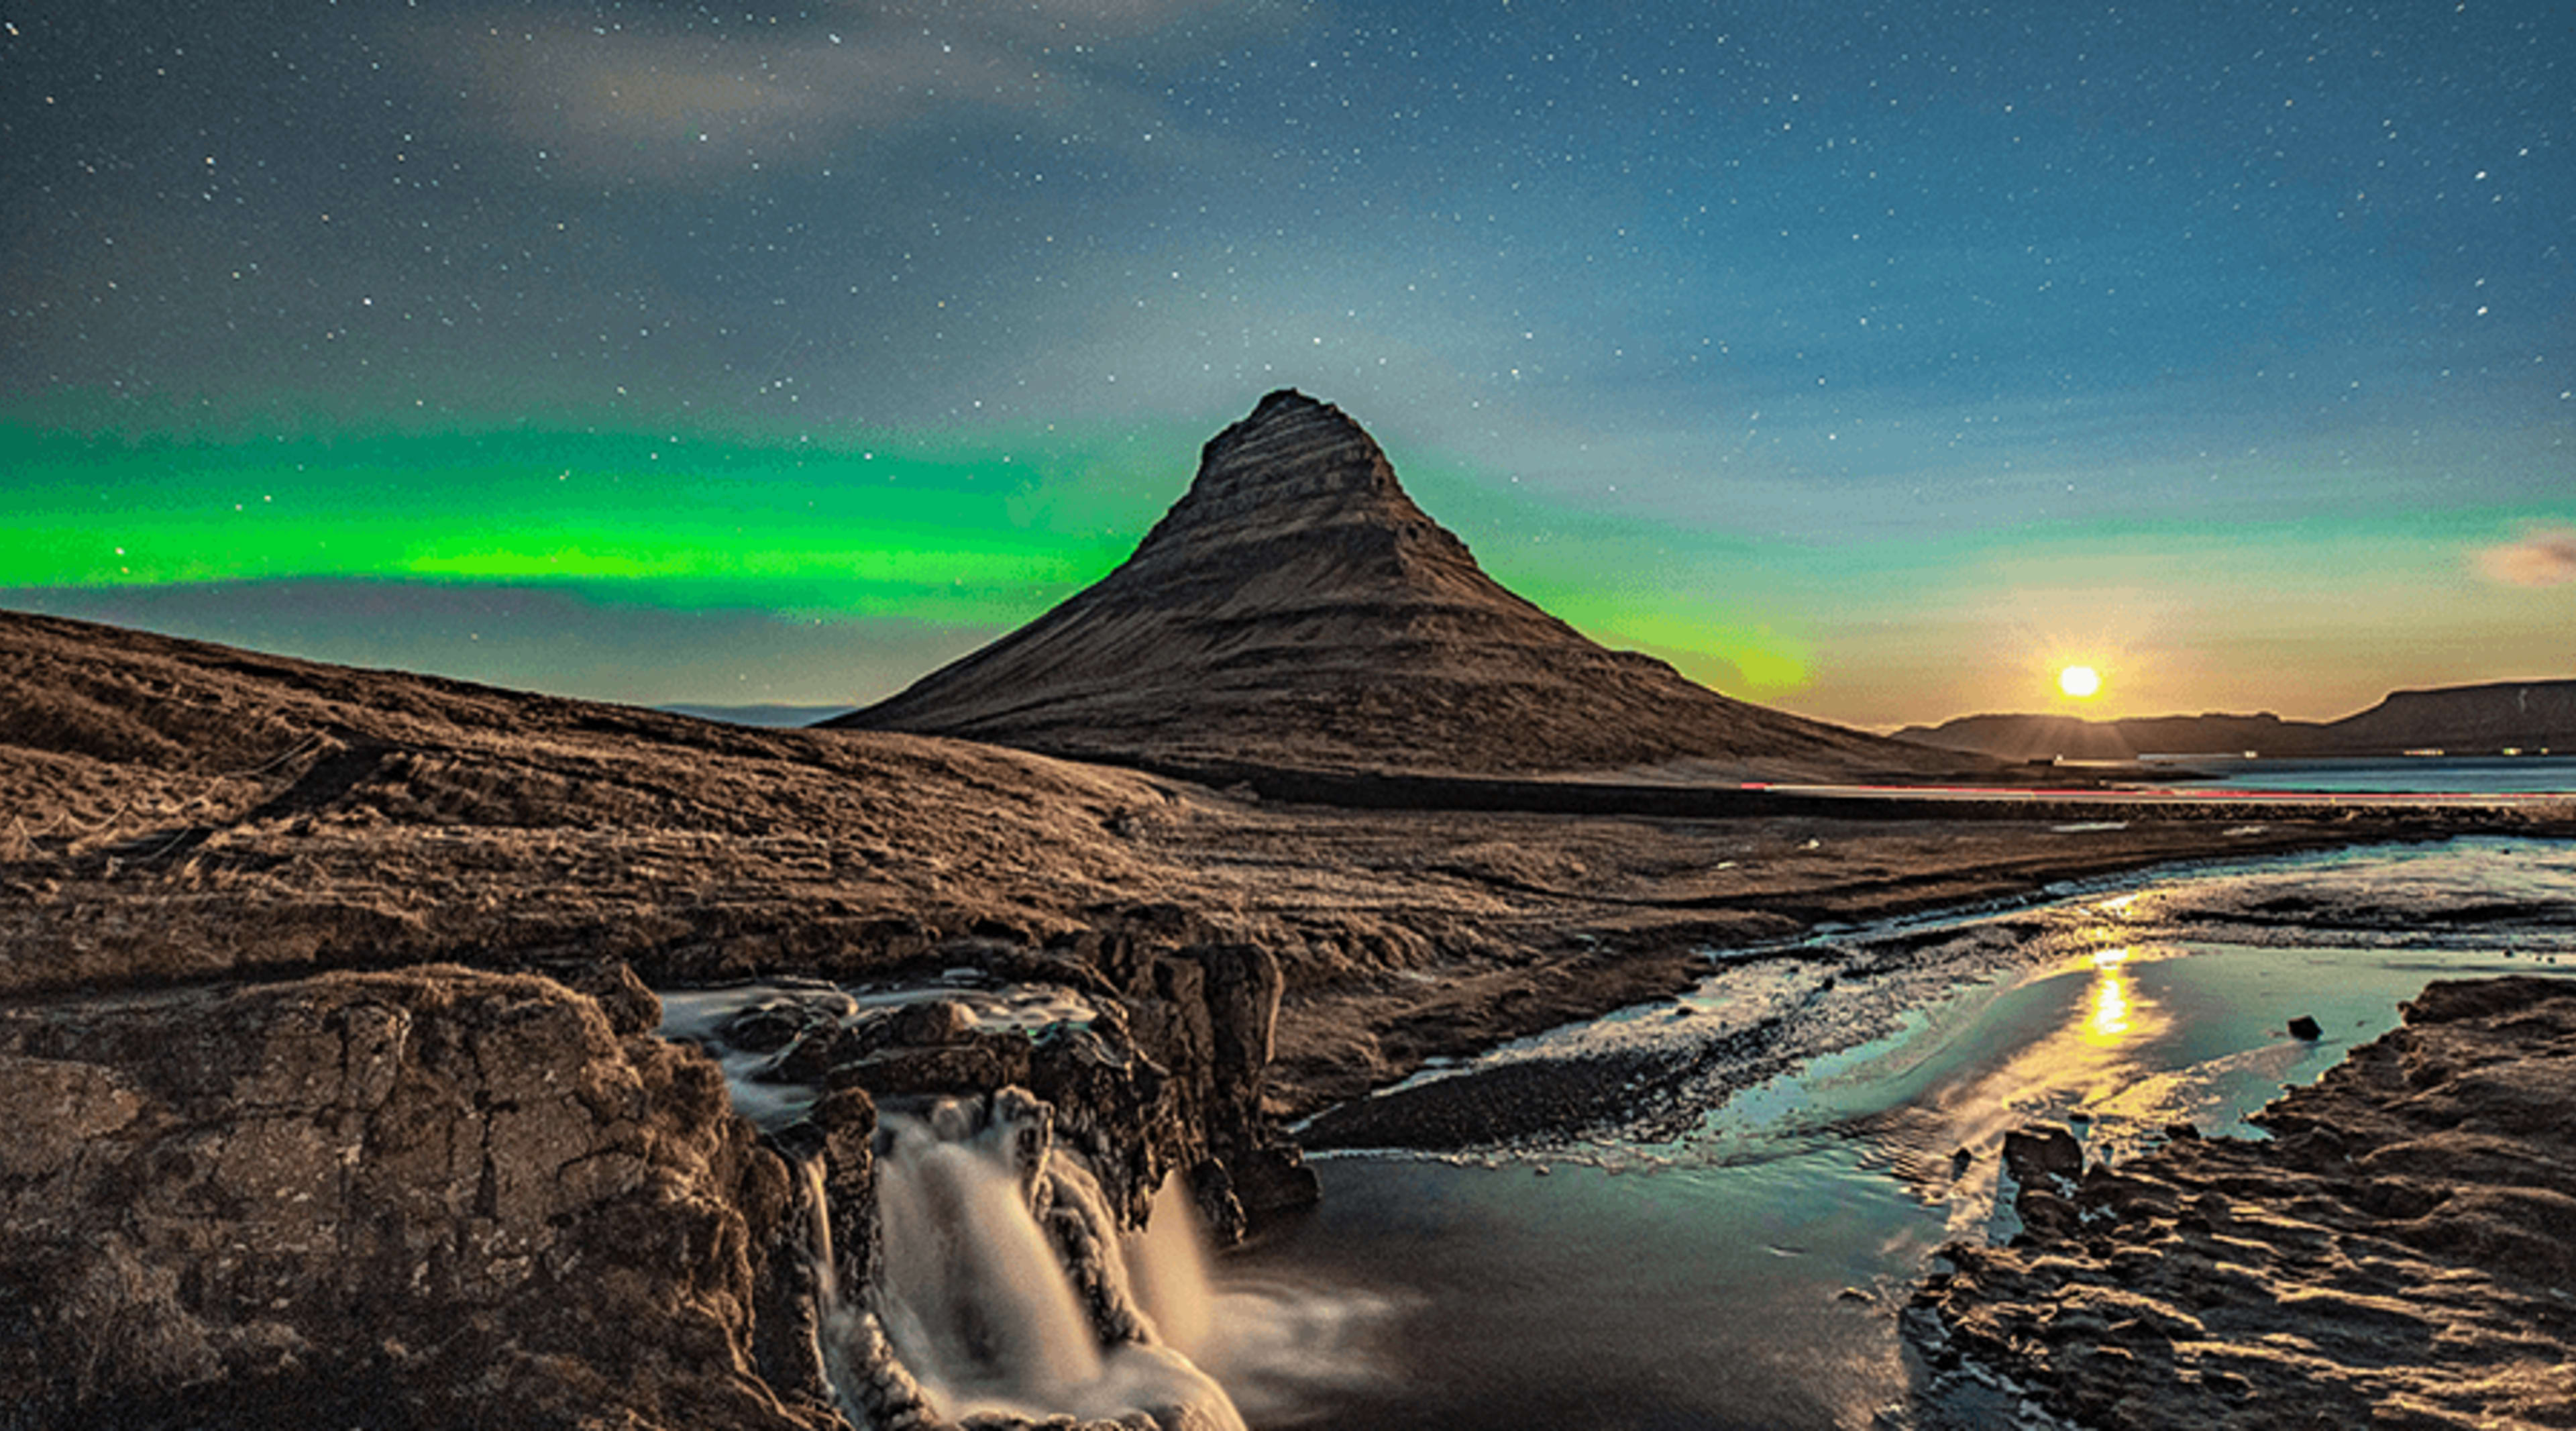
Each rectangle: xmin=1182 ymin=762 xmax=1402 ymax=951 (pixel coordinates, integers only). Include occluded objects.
xmin=0 ymin=417 xmax=1830 ymax=704
xmin=5 ymin=417 xmax=2566 ymax=723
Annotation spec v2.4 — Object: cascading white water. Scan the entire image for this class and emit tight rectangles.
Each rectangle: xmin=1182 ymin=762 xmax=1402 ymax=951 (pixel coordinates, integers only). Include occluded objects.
xmin=661 ymin=983 xmax=1387 ymax=1429
xmin=867 ymin=1100 xmax=1246 ymax=1431
xmin=875 ymin=1115 xmax=1107 ymax=1408
xmin=1125 ymin=1175 xmax=1216 ymax=1359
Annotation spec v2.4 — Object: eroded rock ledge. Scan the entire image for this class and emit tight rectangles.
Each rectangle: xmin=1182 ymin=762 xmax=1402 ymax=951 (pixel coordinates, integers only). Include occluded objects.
xmin=1911 ymin=975 xmax=2576 ymax=1429
xmin=0 ymin=966 xmax=837 ymax=1430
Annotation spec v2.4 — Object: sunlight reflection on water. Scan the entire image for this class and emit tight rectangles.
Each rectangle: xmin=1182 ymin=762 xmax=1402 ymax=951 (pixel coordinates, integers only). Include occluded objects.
xmin=2080 ymin=946 xmax=2138 ymax=1046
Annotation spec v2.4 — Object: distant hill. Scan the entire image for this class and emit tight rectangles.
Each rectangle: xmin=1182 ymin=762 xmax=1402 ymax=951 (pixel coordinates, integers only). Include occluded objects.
xmin=2325 ymin=681 xmax=2576 ymax=753
xmin=659 ymin=702 xmax=855 ymax=728
xmin=828 ymin=390 xmax=1982 ymax=783
xmin=1895 ymin=680 xmax=2576 ymax=760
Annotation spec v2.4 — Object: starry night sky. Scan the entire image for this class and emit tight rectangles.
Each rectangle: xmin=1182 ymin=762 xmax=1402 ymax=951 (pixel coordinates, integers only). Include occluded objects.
xmin=3 ymin=1 xmax=2569 ymax=729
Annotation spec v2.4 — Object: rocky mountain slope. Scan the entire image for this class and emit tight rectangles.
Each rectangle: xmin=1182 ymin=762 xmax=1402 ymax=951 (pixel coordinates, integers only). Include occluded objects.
xmin=2328 ymin=678 xmax=2576 ymax=753
xmin=832 ymin=390 xmax=1970 ymax=782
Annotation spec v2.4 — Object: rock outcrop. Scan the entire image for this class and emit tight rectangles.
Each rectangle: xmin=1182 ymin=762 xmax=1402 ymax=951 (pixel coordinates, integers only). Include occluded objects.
xmin=0 ymin=945 xmax=1295 ymax=1430
xmin=1911 ymin=976 xmax=2576 ymax=1429
xmin=0 ymin=965 xmax=843 ymax=1431
xmin=832 ymin=390 xmax=1968 ymax=782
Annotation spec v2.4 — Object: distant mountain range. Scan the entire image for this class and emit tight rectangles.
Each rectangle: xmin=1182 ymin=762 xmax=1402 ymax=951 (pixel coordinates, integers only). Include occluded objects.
xmin=1894 ymin=680 xmax=2576 ymax=761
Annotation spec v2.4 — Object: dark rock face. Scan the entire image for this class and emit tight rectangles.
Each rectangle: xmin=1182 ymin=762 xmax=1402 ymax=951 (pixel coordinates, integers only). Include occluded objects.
xmin=1913 ymin=977 xmax=2576 ymax=1430
xmin=0 ymin=967 xmax=841 ymax=1431
xmin=834 ymin=390 xmax=1962 ymax=780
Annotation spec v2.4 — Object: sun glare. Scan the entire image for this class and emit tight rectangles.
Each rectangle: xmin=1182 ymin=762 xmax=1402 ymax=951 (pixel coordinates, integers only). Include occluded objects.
xmin=2058 ymin=665 xmax=2102 ymax=698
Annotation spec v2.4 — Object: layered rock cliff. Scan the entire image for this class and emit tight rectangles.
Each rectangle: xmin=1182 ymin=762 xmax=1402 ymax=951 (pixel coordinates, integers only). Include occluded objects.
xmin=0 ymin=966 xmax=839 ymax=1431
xmin=2326 ymin=679 xmax=2576 ymax=753
xmin=833 ymin=390 xmax=1966 ymax=782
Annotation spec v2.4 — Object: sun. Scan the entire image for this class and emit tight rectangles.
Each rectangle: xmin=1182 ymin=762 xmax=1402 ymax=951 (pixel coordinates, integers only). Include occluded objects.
xmin=2058 ymin=665 xmax=2103 ymax=699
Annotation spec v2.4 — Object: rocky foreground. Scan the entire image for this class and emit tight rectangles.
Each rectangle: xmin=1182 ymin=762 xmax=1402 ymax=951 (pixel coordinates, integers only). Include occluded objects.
xmin=0 ymin=965 xmax=841 ymax=1429
xmin=1914 ymin=976 xmax=2576 ymax=1430
xmin=7 ymin=607 xmax=2569 ymax=1427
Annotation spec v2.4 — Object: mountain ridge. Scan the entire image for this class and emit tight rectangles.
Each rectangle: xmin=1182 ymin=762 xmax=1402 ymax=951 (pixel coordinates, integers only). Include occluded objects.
xmin=1896 ymin=679 xmax=2576 ymax=760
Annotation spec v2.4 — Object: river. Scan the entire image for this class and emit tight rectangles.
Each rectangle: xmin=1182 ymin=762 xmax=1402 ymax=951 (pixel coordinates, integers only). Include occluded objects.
xmin=1227 ymin=836 xmax=2576 ymax=1429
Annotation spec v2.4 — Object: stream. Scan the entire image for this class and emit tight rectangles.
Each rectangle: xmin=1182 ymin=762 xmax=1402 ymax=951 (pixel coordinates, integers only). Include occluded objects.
xmin=1230 ymin=836 xmax=2576 ymax=1429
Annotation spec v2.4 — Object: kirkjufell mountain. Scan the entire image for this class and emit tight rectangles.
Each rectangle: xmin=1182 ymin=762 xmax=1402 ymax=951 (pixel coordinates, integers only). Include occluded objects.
xmin=831 ymin=390 xmax=1974 ymax=780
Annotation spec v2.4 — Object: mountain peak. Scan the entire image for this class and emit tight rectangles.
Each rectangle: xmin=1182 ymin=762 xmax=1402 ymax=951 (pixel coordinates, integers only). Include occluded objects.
xmin=1104 ymin=388 xmax=1481 ymax=611
xmin=830 ymin=393 xmax=1960 ymax=780
xmin=1184 ymin=388 xmax=1394 ymax=507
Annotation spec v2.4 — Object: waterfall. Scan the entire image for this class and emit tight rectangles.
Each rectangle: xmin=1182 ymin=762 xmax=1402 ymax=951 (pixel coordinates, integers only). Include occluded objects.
xmin=856 ymin=1096 xmax=1247 ymax=1431
xmin=661 ymin=984 xmax=1379 ymax=1430
xmin=875 ymin=1114 xmax=1109 ymax=1406
xmin=796 ymin=1155 xmax=839 ymax=1308
xmin=1126 ymin=1175 xmax=1216 ymax=1359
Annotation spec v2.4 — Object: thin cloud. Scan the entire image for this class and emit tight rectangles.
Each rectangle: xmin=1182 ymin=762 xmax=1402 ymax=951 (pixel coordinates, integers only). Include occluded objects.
xmin=2473 ymin=528 xmax=2576 ymax=588
xmin=437 ymin=1 xmax=1263 ymax=182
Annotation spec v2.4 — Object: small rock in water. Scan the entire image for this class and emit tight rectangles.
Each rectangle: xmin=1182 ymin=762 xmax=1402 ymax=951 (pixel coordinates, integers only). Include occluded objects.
xmin=891 ymin=998 xmax=977 ymax=1045
xmin=2287 ymin=1014 xmax=2324 ymax=1041
xmin=2002 ymin=1127 xmax=2084 ymax=1185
